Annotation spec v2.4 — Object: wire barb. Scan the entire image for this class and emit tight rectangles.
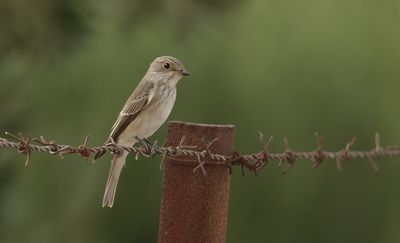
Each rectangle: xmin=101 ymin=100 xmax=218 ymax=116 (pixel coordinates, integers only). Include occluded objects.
xmin=281 ymin=137 xmax=296 ymax=174
xmin=5 ymin=132 xmax=32 ymax=169
xmin=256 ymin=132 xmax=273 ymax=173
xmin=312 ymin=132 xmax=325 ymax=169
xmin=336 ymin=137 xmax=357 ymax=171
xmin=367 ymin=133 xmax=381 ymax=172
xmin=193 ymin=137 xmax=219 ymax=176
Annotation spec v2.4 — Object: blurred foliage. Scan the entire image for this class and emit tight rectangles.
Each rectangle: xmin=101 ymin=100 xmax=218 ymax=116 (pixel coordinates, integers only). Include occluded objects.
xmin=0 ymin=0 xmax=90 ymax=58
xmin=1 ymin=0 xmax=400 ymax=242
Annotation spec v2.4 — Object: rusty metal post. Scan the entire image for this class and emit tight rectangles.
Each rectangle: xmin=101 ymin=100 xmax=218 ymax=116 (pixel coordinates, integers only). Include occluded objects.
xmin=158 ymin=121 xmax=234 ymax=243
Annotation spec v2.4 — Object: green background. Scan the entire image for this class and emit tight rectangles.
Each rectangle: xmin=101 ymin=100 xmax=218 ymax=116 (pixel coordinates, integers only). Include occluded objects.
xmin=1 ymin=0 xmax=400 ymax=242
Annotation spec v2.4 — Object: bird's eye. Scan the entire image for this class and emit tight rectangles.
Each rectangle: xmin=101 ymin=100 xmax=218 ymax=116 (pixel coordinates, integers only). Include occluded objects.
xmin=163 ymin=62 xmax=170 ymax=69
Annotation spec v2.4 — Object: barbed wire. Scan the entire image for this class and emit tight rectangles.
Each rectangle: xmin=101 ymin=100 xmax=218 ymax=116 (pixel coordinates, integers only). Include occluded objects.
xmin=1 ymin=131 xmax=400 ymax=175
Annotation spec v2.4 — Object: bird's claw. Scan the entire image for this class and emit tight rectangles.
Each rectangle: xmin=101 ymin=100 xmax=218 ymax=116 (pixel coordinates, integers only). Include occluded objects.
xmin=135 ymin=136 xmax=157 ymax=157
xmin=105 ymin=138 xmax=125 ymax=157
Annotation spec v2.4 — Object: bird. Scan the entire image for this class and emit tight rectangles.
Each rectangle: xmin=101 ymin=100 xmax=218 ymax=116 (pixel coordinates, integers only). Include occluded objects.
xmin=102 ymin=56 xmax=189 ymax=207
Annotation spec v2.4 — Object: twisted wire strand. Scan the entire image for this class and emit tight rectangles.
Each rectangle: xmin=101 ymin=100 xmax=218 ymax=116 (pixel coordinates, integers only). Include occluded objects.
xmin=1 ymin=132 xmax=400 ymax=174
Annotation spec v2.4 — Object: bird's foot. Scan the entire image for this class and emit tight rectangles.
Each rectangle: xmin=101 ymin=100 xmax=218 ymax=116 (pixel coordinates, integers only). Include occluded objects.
xmin=135 ymin=136 xmax=157 ymax=157
xmin=105 ymin=137 xmax=125 ymax=157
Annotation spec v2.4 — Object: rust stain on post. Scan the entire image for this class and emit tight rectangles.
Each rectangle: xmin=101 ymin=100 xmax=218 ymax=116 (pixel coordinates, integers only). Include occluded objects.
xmin=158 ymin=121 xmax=234 ymax=243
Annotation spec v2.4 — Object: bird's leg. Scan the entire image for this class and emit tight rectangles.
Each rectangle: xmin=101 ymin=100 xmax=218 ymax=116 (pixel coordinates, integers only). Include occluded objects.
xmin=134 ymin=136 xmax=152 ymax=148
xmin=135 ymin=136 xmax=156 ymax=156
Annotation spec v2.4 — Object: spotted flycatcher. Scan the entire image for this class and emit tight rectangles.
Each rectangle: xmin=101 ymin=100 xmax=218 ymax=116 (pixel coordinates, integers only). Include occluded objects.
xmin=103 ymin=56 xmax=189 ymax=207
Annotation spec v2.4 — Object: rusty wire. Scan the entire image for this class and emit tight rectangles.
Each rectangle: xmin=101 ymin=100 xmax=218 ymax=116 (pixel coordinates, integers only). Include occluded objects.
xmin=1 ymin=131 xmax=400 ymax=174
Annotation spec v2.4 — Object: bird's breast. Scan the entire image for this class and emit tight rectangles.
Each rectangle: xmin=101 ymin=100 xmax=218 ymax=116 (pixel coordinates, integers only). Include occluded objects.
xmin=117 ymin=87 xmax=176 ymax=147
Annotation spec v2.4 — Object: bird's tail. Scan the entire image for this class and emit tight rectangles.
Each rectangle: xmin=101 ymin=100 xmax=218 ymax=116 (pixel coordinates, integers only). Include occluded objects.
xmin=102 ymin=152 xmax=127 ymax=207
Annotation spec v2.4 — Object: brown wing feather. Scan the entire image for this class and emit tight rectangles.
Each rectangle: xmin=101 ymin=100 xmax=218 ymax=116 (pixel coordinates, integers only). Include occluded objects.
xmin=109 ymin=81 xmax=154 ymax=141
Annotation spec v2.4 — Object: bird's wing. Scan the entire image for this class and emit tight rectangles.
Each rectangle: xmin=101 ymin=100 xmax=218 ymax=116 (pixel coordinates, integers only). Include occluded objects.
xmin=109 ymin=81 xmax=155 ymax=140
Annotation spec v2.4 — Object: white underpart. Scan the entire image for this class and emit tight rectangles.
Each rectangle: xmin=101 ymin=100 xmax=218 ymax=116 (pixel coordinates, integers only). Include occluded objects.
xmin=117 ymin=85 xmax=177 ymax=147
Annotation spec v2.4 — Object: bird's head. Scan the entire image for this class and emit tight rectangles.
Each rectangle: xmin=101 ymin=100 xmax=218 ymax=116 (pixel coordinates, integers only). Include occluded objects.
xmin=148 ymin=56 xmax=190 ymax=86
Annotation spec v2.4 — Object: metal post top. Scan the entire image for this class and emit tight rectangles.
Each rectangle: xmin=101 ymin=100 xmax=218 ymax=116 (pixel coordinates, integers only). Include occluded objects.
xmin=165 ymin=121 xmax=235 ymax=156
xmin=168 ymin=121 xmax=235 ymax=129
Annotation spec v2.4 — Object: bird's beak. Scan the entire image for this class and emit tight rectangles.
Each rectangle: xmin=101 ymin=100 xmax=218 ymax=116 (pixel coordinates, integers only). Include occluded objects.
xmin=180 ymin=68 xmax=190 ymax=76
